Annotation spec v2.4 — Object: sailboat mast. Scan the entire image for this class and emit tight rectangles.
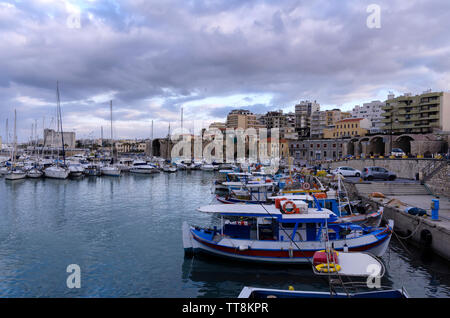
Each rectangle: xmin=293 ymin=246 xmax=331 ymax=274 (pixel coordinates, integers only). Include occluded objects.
xmin=13 ymin=109 xmax=16 ymax=165
xmin=56 ymin=81 xmax=66 ymax=165
xmin=110 ymin=100 xmax=113 ymax=159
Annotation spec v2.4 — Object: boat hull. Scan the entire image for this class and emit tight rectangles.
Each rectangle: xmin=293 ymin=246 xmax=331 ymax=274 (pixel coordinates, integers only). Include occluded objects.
xmin=182 ymin=222 xmax=392 ymax=264
xmin=5 ymin=172 xmax=27 ymax=180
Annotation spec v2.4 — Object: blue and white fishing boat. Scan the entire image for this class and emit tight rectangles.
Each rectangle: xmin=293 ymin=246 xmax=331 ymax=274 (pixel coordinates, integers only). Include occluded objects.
xmin=182 ymin=198 xmax=393 ymax=264
xmin=238 ymin=286 xmax=409 ymax=298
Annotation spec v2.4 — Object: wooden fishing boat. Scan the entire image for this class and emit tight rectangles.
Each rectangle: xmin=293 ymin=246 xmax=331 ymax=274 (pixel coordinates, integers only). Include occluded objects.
xmin=182 ymin=198 xmax=393 ymax=264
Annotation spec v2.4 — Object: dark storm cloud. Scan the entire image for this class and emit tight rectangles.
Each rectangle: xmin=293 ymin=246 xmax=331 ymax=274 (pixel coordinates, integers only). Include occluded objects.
xmin=0 ymin=0 xmax=449 ymax=140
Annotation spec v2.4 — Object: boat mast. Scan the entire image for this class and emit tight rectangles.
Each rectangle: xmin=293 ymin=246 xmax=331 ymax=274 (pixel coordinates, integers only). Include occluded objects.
xmin=110 ymin=100 xmax=114 ymax=162
xmin=12 ymin=109 xmax=16 ymax=167
xmin=56 ymin=81 xmax=66 ymax=166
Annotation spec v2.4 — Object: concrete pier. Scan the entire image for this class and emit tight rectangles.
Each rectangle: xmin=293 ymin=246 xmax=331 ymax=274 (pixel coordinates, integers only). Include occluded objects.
xmin=351 ymin=182 xmax=450 ymax=261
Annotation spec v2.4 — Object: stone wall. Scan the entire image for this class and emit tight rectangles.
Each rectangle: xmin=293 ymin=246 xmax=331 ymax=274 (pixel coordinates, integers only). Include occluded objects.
xmin=327 ymin=158 xmax=431 ymax=179
xmin=427 ymin=164 xmax=450 ymax=197
xmin=327 ymin=158 xmax=450 ymax=197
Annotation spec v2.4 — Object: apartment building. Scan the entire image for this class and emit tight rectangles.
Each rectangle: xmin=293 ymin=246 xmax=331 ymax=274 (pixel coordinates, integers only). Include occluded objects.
xmin=323 ymin=118 xmax=371 ymax=139
xmin=352 ymin=100 xmax=385 ymax=133
xmin=259 ymin=110 xmax=297 ymax=139
xmin=295 ymin=100 xmax=320 ymax=138
xmin=226 ymin=109 xmax=265 ymax=130
xmin=310 ymin=109 xmax=352 ymax=139
xmin=381 ymin=91 xmax=450 ymax=134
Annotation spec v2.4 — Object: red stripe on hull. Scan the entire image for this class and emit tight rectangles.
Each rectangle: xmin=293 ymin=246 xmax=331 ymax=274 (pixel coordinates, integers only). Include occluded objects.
xmin=192 ymin=230 xmax=390 ymax=259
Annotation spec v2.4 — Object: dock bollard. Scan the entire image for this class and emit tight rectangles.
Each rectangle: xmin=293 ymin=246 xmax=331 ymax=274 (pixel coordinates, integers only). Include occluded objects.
xmin=431 ymin=199 xmax=440 ymax=221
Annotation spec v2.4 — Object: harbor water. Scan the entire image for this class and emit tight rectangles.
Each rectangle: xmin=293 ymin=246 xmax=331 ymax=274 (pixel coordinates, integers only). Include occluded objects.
xmin=0 ymin=171 xmax=449 ymax=297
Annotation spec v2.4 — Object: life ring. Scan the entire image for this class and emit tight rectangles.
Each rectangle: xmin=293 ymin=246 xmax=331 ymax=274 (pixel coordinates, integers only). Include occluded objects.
xmin=282 ymin=201 xmax=297 ymax=214
xmin=285 ymin=178 xmax=294 ymax=186
xmin=302 ymin=182 xmax=311 ymax=190
xmin=315 ymin=263 xmax=341 ymax=273
xmin=318 ymin=250 xmax=339 ymax=256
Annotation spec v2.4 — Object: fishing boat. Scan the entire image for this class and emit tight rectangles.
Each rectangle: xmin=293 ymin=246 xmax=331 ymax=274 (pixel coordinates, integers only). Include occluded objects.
xmin=238 ymin=286 xmax=409 ymax=298
xmin=84 ymin=164 xmax=102 ymax=176
xmin=182 ymin=198 xmax=393 ymax=264
xmin=216 ymin=183 xmax=277 ymax=204
xmin=279 ymin=174 xmax=328 ymax=195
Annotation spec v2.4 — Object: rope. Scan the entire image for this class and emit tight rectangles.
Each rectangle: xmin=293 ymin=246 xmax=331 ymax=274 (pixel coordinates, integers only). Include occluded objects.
xmin=394 ymin=218 xmax=423 ymax=240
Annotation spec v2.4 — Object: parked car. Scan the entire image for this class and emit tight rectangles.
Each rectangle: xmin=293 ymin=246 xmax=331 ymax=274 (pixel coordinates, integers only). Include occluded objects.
xmin=332 ymin=166 xmax=362 ymax=177
xmin=391 ymin=148 xmax=406 ymax=157
xmin=362 ymin=166 xmax=397 ymax=181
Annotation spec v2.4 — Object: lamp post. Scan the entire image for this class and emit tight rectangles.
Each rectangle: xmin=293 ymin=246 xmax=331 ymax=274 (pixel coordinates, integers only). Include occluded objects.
xmin=390 ymin=111 xmax=398 ymax=156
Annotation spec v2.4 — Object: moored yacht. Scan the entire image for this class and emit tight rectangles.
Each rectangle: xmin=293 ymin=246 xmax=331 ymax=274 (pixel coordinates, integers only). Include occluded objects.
xmin=130 ymin=160 xmax=160 ymax=174
xmin=101 ymin=165 xmax=121 ymax=177
xmin=5 ymin=168 xmax=27 ymax=181
xmin=44 ymin=165 xmax=70 ymax=179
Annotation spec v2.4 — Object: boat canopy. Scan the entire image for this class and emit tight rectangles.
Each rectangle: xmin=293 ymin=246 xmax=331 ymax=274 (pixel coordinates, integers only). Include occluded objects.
xmin=197 ymin=203 xmax=336 ymax=222
xmin=222 ymin=182 xmax=275 ymax=188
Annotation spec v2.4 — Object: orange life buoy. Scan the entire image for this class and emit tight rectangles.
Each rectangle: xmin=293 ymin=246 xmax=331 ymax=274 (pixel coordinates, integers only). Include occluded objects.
xmin=282 ymin=201 xmax=297 ymax=214
xmin=286 ymin=178 xmax=294 ymax=186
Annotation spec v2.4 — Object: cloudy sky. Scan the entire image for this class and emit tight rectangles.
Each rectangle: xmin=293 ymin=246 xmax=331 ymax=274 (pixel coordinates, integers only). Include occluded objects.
xmin=1 ymin=0 xmax=449 ymax=142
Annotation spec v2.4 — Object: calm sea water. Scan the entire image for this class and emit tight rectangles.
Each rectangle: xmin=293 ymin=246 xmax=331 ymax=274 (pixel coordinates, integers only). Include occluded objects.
xmin=0 ymin=171 xmax=449 ymax=298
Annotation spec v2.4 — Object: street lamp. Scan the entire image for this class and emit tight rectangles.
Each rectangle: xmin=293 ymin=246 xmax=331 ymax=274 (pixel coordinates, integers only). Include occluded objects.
xmin=390 ymin=111 xmax=399 ymax=156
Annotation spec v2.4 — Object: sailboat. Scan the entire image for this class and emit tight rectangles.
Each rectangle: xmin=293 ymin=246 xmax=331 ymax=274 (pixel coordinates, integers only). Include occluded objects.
xmin=44 ymin=82 xmax=69 ymax=179
xmin=5 ymin=110 xmax=26 ymax=181
xmin=101 ymin=100 xmax=121 ymax=177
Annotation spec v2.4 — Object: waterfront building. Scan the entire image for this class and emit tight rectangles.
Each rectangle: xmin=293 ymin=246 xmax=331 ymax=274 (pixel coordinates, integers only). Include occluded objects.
xmin=323 ymin=118 xmax=371 ymax=139
xmin=295 ymin=100 xmax=320 ymax=138
xmin=352 ymin=101 xmax=385 ymax=134
xmin=289 ymin=139 xmax=345 ymax=163
xmin=381 ymin=91 xmax=450 ymax=134
xmin=43 ymin=129 xmax=76 ymax=148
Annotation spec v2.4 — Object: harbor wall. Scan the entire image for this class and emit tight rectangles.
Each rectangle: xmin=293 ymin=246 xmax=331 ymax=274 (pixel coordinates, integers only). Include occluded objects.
xmin=359 ymin=194 xmax=450 ymax=261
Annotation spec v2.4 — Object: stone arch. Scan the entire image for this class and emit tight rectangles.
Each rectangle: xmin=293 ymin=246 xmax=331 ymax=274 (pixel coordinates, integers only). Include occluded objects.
xmin=358 ymin=137 xmax=370 ymax=157
xmin=347 ymin=138 xmax=359 ymax=156
xmin=368 ymin=135 xmax=386 ymax=156
xmin=152 ymin=139 xmax=162 ymax=157
xmin=394 ymin=135 xmax=415 ymax=155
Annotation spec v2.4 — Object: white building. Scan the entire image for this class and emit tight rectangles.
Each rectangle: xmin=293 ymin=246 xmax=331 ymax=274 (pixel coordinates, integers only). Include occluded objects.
xmin=351 ymin=100 xmax=385 ymax=133
xmin=295 ymin=100 xmax=320 ymax=138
